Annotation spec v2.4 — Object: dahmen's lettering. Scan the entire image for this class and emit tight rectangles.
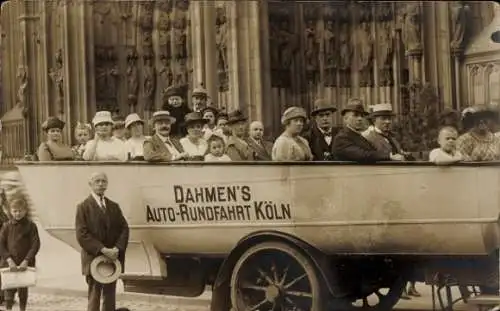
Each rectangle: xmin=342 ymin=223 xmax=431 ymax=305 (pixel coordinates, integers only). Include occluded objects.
xmin=173 ymin=185 xmax=252 ymax=204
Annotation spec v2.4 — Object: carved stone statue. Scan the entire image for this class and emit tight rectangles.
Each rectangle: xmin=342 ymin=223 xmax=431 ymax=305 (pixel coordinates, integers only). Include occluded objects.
xmin=95 ymin=47 xmax=119 ymax=111
xmin=215 ymin=6 xmax=229 ymax=91
xmin=304 ymin=20 xmax=319 ymax=73
xmin=142 ymin=54 xmax=156 ymax=111
xmin=323 ymin=20 xmax=336 ymax=69
xmin=401 ymin=3 xmax=422 ymax=53
xmin=140 ymin=3 xmax=154 ymax=46
xmin=49 ymin=49 xmax=64 ymax=115
xmin=356 ymin=22 xmax=373 ymax=87
xmin=377 ymin=21 xmax=394 ymax=86
xmin=16 ymin=64 xmax=28 ymax=107
xmin=323 ymin=19 xmax=337 ymax=87
xmin=277 ymin=20 xmax=297 ymax=70
xmin=450 ymin=2 xmax=470 ymax=51
xmin=159 ymin=54 xmax=174 ymax=88
xmin=157 ymin=11 xmax=172 ymax=47
xmin=126 ymin=48 xmax=139 ymax=110
xmin=338 ymin=23 xmax=352 ymax=87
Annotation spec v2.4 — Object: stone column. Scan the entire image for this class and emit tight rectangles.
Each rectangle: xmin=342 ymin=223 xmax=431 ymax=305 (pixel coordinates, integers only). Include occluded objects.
xmin=203 ymin=1 xmax=217 ymax=102
xmin=190 ymin=1 xmax=205 ymax=91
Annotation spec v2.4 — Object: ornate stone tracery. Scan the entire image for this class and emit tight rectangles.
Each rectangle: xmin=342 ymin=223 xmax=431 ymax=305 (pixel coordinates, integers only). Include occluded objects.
xmin=94 ymin=47 xmax=119 ymax=112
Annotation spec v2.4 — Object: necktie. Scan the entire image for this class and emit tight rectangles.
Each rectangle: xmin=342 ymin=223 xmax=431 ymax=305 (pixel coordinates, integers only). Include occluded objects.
xmin=100 ymin=196 xmax=106 ymax=210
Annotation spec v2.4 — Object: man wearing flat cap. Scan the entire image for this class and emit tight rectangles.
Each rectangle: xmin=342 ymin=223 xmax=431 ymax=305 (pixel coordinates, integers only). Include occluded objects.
xmin=162 ymin=85 xmax=191 ymax=138
xmin=143 ymin=111 xmax=188 ymax=162
xmin=363 ymin=103 xmax=412 ymax=160
xmin=192 ymin=84 xmax=209 ymax=113
xmin=305 ymin=98 xmax=340 ymax=161
xmin=226 ymin=110 xmax=254 ymax=161
xmin=332 ymin=99 xmax=405 ymax=163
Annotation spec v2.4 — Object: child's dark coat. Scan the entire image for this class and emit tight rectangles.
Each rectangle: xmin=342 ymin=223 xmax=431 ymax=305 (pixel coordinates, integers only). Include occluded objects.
xmin=0 ymin=217 xmax=40 ymax=266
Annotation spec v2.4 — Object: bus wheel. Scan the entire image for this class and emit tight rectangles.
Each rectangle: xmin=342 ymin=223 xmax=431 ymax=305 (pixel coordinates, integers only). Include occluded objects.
xmin=349 ymin=277 xmax=406 ymax=311
xmin=230 ymin=241 xmax=324 ymax=311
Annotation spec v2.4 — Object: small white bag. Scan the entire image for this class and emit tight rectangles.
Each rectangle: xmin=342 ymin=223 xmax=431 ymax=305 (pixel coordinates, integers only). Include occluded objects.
xmin=0 ymin=267 xmax=37 ymax=290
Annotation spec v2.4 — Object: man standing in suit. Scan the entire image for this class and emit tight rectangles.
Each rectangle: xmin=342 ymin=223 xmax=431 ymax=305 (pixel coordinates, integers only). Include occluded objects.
xmin=247 ymin=121 xmax=273 ymax=161
xmin=75 ymin=172 xmax=129 ymax=311
xmin=332 ymin=98 xmax=405 ymax=163
xmin=305 ymin=99 xmax=339 ymax=161
xmin=143 ymin=111 xmax=189 ymax=162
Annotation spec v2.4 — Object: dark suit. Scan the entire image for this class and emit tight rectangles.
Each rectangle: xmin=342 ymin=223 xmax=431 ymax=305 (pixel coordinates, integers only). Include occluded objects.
xmin=332 ymin=127 xmax=390 ymax=163
xmin=75 ymin=195 xmax=129 ymax=311
xmin=143 ymin=134 xmax=184 ymax=162
xmin=305 ymin=126 xmax=340 ymax=161
xmin=246 ymin=137 xmax=273 ymax=161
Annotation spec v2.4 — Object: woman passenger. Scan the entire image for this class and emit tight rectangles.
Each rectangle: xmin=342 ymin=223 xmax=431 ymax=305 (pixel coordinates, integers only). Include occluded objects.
xmin=72 ymin=122 xmax=92 ymax=160
xmin=179 ymin=112 xmax=208 ymax=161
xmin=36 ymin=117 xmax=74 ymax=161
xmin=456 ymin=105 xmax=500 ymax=161
xmin=112 ymin=116 xmax=127 ymax=141
xmin=124 ymin=113 xmax=148 ymax=161
xmin=272 ymin=107 xmax=313 ymax=161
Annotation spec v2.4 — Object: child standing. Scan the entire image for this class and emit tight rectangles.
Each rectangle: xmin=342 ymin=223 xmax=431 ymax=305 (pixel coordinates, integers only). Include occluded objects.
xmin=0 ymin=194 xmax=40 ymax=311
xmin=204 ymin=135 xmax=231 ymax=162
xmin=429 ymin=126 xmax=463 ymax=165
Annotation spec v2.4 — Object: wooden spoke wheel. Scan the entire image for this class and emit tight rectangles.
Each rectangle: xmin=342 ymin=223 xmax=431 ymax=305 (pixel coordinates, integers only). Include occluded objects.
xmin=230 ymin=241 xmax=324 ymax=311
xmin=348 ymin=277 xmax=406 ymax=311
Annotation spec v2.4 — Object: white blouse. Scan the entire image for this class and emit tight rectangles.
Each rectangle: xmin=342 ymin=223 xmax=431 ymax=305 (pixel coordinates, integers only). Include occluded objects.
xmin=125 ymin=136 xmax=149 ymax=159
xmin=180 ymin=137 xmax=208 ymax=157
xmin=204 ymin=154 xmax=232 ymax=162
xmin=83 ymin=137 xmax=127 ymax=161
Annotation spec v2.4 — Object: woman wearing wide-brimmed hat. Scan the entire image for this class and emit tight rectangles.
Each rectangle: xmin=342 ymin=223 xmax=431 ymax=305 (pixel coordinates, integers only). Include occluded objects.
xmin=456 ymin=105 xmax=500 ymax=161
xmin=82 ymin=111 xmax=128 ymax=161
xmin=124 ymin=113 xmax=149 ymax=161
xmin=272 ymin=107 xmax=313 ymax=161
xmin=179 ymin=112 xmax=209 ymax=161
xmin=36 ymin=116 xmax=74 ymax=161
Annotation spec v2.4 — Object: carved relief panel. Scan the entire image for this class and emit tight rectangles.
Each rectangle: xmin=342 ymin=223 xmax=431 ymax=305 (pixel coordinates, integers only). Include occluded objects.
xmin=323 ymin=6 xmax=339 ymax=87
xmin=172 ymin=0 xmax=190 ymax=87
xmin=354 ymin=3 xmax=374 ymax=88
xmin=376 ymin=3 xmax=395 ymax=87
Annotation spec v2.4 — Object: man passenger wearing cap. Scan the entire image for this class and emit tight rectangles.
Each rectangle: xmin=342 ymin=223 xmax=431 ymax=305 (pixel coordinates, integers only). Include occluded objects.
xmin=192 ymin=85 xmax=208 ymax=113
xmin=124 ymin=113 xmax=149 ymax=161
xmin=83 ymin=111 xmax=128 ymax=162
xmin=363 ymin=103 xmax=413 ymax=160
xmin=143 ymin=111 xmax=189 ymax=162
xmin=226 ymin=110 xmax=254 ymax=161
xmin=247 ymin=121 xmax=273 ymax=161
xmin=305 ymin=99 xmax=340 ymax=161
xmin=332 ymin=99 xmax=405 ymax=163
xmin=162 ymin=85 xmax=191 ymax=138
xmin=201 ymin=106 xmax=219 ymax=140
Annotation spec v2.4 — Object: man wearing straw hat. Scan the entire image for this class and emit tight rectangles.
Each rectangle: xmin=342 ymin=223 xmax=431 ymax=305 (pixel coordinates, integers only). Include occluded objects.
xmin=332 ymin=98 xmax=405 ymax=163
xmin=143 ymin=111 xmax=188 ymax=162
xmin=75 ymin=172 xmax=129 ymax=311
xmin=305 ymin=98 xmax=339 ymax=161
xmin=363 ymin=103 xmax=412 ymax=160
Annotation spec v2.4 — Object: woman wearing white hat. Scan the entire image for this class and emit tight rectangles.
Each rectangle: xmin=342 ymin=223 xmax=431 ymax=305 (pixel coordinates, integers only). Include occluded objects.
xmin=82 ymin=111 xmax=128 ymax=161
xmin=124 ymin=113 xmax=149 ymax=161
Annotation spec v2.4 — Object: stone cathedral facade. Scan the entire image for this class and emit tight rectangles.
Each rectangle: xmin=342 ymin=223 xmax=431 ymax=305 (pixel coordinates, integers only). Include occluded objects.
xmin=0 ymin=0 xmax=499 ymax=156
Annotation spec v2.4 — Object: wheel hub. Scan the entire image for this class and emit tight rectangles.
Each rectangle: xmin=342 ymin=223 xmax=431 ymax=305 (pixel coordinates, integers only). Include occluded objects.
xmin=265 ymin=285 xmax=281 ymax=302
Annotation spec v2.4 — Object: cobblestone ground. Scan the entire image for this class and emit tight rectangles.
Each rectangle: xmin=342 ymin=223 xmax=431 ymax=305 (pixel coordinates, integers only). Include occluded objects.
xmin=7 ymin=293 xmax=210 ymax=311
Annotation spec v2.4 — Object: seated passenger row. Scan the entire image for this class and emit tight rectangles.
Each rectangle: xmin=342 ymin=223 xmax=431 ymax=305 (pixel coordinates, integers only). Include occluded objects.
xmin=34 ymin=99 xmax=500 ymax=164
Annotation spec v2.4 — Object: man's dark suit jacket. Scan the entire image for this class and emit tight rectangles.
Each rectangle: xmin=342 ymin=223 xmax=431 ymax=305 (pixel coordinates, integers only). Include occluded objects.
xmin=246 ymin=138 xmax=273 ymax=161
xmin=331 ymin=127 xmax=390 ymax=163
xmin=75 ymin=195 xmax=129 ymax=276
xmin=305 ymin=126 xmax=340 ymax=161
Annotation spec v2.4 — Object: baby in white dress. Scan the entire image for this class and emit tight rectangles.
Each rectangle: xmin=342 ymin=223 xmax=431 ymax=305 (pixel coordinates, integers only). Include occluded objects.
xmin=204 ymin=135 xmax=231 ymax=162
xmin=429 ymin=126 xmax=463 ymax=165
